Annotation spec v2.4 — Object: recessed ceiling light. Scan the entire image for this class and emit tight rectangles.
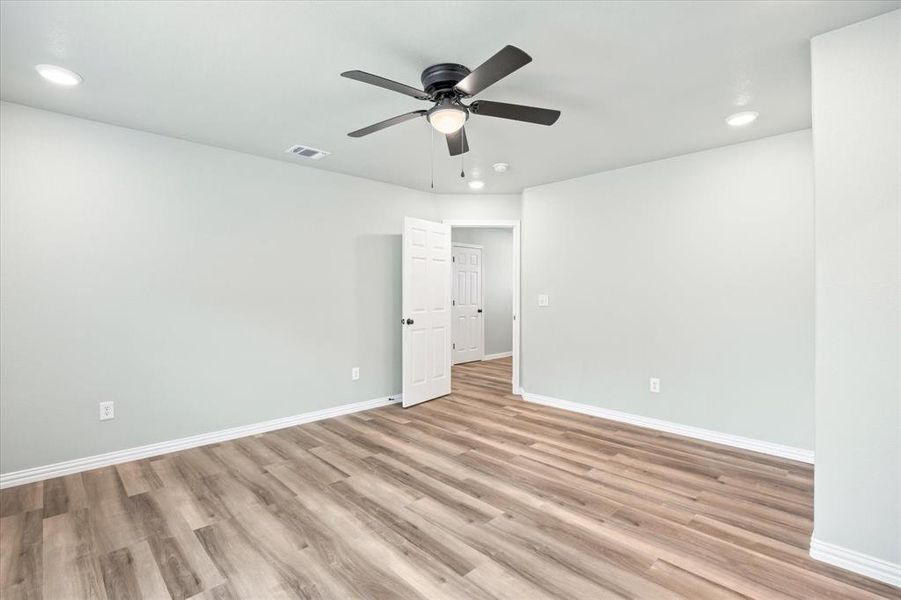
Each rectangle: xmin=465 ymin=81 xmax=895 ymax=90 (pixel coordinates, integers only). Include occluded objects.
xmin=726 ymin=111 xmax=758 ymax=127
xmin=492 ymin=163 xmax=509 ymax=173
xmin=35 ymin=64 xmax=82 ymax=86
xmin=468 ymin=180 xmax=485 ymax=190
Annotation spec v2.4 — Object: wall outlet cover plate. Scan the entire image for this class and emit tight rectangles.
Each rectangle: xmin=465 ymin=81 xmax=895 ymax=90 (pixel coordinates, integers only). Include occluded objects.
xmin=99 ymin=401 xmax=115 ymax=421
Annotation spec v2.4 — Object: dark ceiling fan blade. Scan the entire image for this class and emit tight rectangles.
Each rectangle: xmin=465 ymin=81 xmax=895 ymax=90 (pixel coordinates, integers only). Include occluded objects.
xmin=347 ymin=110 xmax=427 ymax=137
xmin=454 ymin=45 xmax=532 ymax=97
xmin=446 ymin=127 xmax=469 ymax=156
xmin=470 ymin=100 xmax=560 ymax=125
xmin=341 ymin=70 xmax=431 ymax=100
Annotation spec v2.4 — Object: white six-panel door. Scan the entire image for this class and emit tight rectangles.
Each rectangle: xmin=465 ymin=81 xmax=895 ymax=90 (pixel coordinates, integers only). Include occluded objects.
xmin=402 ymin=217 xmax=452 ymax=407
xmin=452 ymin=245 xmax=483 ymax=364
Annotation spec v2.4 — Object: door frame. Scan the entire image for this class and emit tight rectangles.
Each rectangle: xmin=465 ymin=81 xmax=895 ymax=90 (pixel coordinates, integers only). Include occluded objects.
xmin=444 ymin=219 xmax=521 ymax=395
xmin=451 ymin=242 xmax=485 ymax=363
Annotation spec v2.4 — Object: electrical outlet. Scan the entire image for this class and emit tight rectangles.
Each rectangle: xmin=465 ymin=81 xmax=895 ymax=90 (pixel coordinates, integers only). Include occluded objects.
xmin=99 ymin=401 xmax=115 ymax=421
xmin=649 ymin=378 xmax=660 ymax=393
xmin=538 ymin=294 xmax=550 ymax=307
xmin=352 ymin=367 xmax=360 ymax=381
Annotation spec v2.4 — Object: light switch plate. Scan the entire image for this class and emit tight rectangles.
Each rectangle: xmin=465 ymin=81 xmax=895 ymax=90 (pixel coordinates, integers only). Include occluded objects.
xmin=538 ymin=294 xmax=549 ymax=307
xmin=649 ymin=378 xmax=660 ymax=393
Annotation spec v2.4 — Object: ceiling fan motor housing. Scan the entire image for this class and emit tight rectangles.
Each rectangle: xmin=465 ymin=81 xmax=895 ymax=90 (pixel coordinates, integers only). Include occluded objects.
xmin=421 ymin=63 xmax=471 ymax=97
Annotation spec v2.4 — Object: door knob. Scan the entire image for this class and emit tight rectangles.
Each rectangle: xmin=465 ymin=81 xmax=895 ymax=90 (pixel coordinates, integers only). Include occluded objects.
xmin=406 ymin=318 xmax=414 ymax=325
xmin=477 ymin=309 xmax=483 ymax=313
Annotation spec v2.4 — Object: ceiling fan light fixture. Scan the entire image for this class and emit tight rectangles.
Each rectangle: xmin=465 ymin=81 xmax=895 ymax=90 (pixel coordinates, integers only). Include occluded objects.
xmin=427 ymin=102 xmax=468 ymax=134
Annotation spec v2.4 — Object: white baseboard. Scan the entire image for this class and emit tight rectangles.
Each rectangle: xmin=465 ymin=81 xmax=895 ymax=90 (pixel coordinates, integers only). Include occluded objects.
xmin=810 ymin=536 xmax=901 ymax=587
xmin=483 ymin=351 xmax=513 ymax=361
xmin=0 ymin=394 xmax=402 ymax=489
xmin=520 ymin=390 xmax=814 ymax=464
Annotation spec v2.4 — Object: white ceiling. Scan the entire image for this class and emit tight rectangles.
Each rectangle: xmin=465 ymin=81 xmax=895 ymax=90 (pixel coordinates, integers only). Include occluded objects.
xmin=1 ymin=1 xmax=898 ymax=194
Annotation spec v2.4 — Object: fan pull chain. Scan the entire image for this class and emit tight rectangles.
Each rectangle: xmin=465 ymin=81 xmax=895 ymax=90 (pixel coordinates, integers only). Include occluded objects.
xmin=430 ymin=126 xmax=435 ymax=189
xmin=460 ymin=134 xmax=465 ymax=178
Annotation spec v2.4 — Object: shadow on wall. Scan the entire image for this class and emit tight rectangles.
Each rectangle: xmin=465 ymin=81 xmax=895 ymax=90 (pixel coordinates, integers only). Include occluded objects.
xmin=354 ymin=234 xmax=403 ymax=394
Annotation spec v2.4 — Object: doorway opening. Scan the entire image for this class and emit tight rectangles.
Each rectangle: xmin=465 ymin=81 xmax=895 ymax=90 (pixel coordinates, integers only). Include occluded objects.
xmin=400 ymin=217 xmax=520 ymax=408
xmin=446 ymin=219 xmax=521 ymax=395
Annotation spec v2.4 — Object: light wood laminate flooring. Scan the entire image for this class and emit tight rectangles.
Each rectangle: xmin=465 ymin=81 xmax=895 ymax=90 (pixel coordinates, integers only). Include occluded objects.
xmin=2 ymin=358 xmax=899 ymax=599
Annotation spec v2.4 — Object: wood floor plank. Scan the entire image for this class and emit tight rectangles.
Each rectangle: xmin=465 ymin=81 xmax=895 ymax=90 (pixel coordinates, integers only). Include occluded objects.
xmin=0 ymin=484 xmax=42 ymax=518
xmin=41 ymin=510 xmax=106 ymax=600
xmin=146 ymin=532 xmax=224 ymax=600
xmin=193 ymin=520 xmax=297 ymax=600
xmin=98 ymin=546 xmax=143 ymax=600
xmin=42 ymin=474 xmax=88 ymax=519
xmin=115 ymin=460 xmax=164 ymax=498
xmin=464 ymin=560 xmax=556 ymax=600
xmin=129 ymin=540 xmax=173 ymax=600
xmin=262 ymin=474 xmax=436 ymax=600
xmin=408 ymin=496 xmax=633 ymax=599
xmin=2 ymin=357 xmax=898 ymax=599
xmin=0 ymin=510 xmax=42 ymax=593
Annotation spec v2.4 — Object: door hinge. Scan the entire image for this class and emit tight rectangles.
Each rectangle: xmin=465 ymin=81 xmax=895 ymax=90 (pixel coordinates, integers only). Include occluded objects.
xmin=452 ymin=256 xmax=455 ymax=262
xmin=453 ymin=343 xmax=456 ymax=349
xmin=452 ymin=300 xmax=456 ymax=306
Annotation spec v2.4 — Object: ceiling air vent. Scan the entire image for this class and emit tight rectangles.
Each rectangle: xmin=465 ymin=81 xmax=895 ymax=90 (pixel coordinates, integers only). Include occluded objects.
xmin=284 ymin=144 xmax=330 ymax=160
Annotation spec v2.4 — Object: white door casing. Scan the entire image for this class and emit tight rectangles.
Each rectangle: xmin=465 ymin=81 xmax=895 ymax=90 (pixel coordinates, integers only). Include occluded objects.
xmin=402 ymin=217 xmax=452 ymax=407
xmin=452 ymin=244 xmax=483 ymax=364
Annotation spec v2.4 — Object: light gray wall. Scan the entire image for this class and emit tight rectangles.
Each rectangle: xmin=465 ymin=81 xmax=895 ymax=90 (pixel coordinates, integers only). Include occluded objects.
xmin=811 ymin=10 xmax=900 ymax=565
xmin=521 ymin=130 xmax=814 ymax=450
xmin=452 ymin=228 xmax=513 ymax=356
xmin=434 ymin=194 xmax=522 ymax=221
xmin=0 ymin=102 xmax=448 ymax=473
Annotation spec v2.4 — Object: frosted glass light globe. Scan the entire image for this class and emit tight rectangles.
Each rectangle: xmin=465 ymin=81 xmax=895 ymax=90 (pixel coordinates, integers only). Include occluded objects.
xmin=428 ymin=106 xmax=467 ymax=134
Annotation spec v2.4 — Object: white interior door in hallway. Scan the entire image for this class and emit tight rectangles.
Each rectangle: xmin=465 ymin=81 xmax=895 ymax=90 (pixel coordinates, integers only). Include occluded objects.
xmin=452 ymin=244 xmax=484 ymax=364
xmin=402 ymin=217 xmax=452 ymax=407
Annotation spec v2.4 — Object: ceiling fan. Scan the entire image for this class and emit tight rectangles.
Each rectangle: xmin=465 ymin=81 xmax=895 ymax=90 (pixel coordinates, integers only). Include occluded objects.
xmin=341 ymin=45 xmax=561 ymax=156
